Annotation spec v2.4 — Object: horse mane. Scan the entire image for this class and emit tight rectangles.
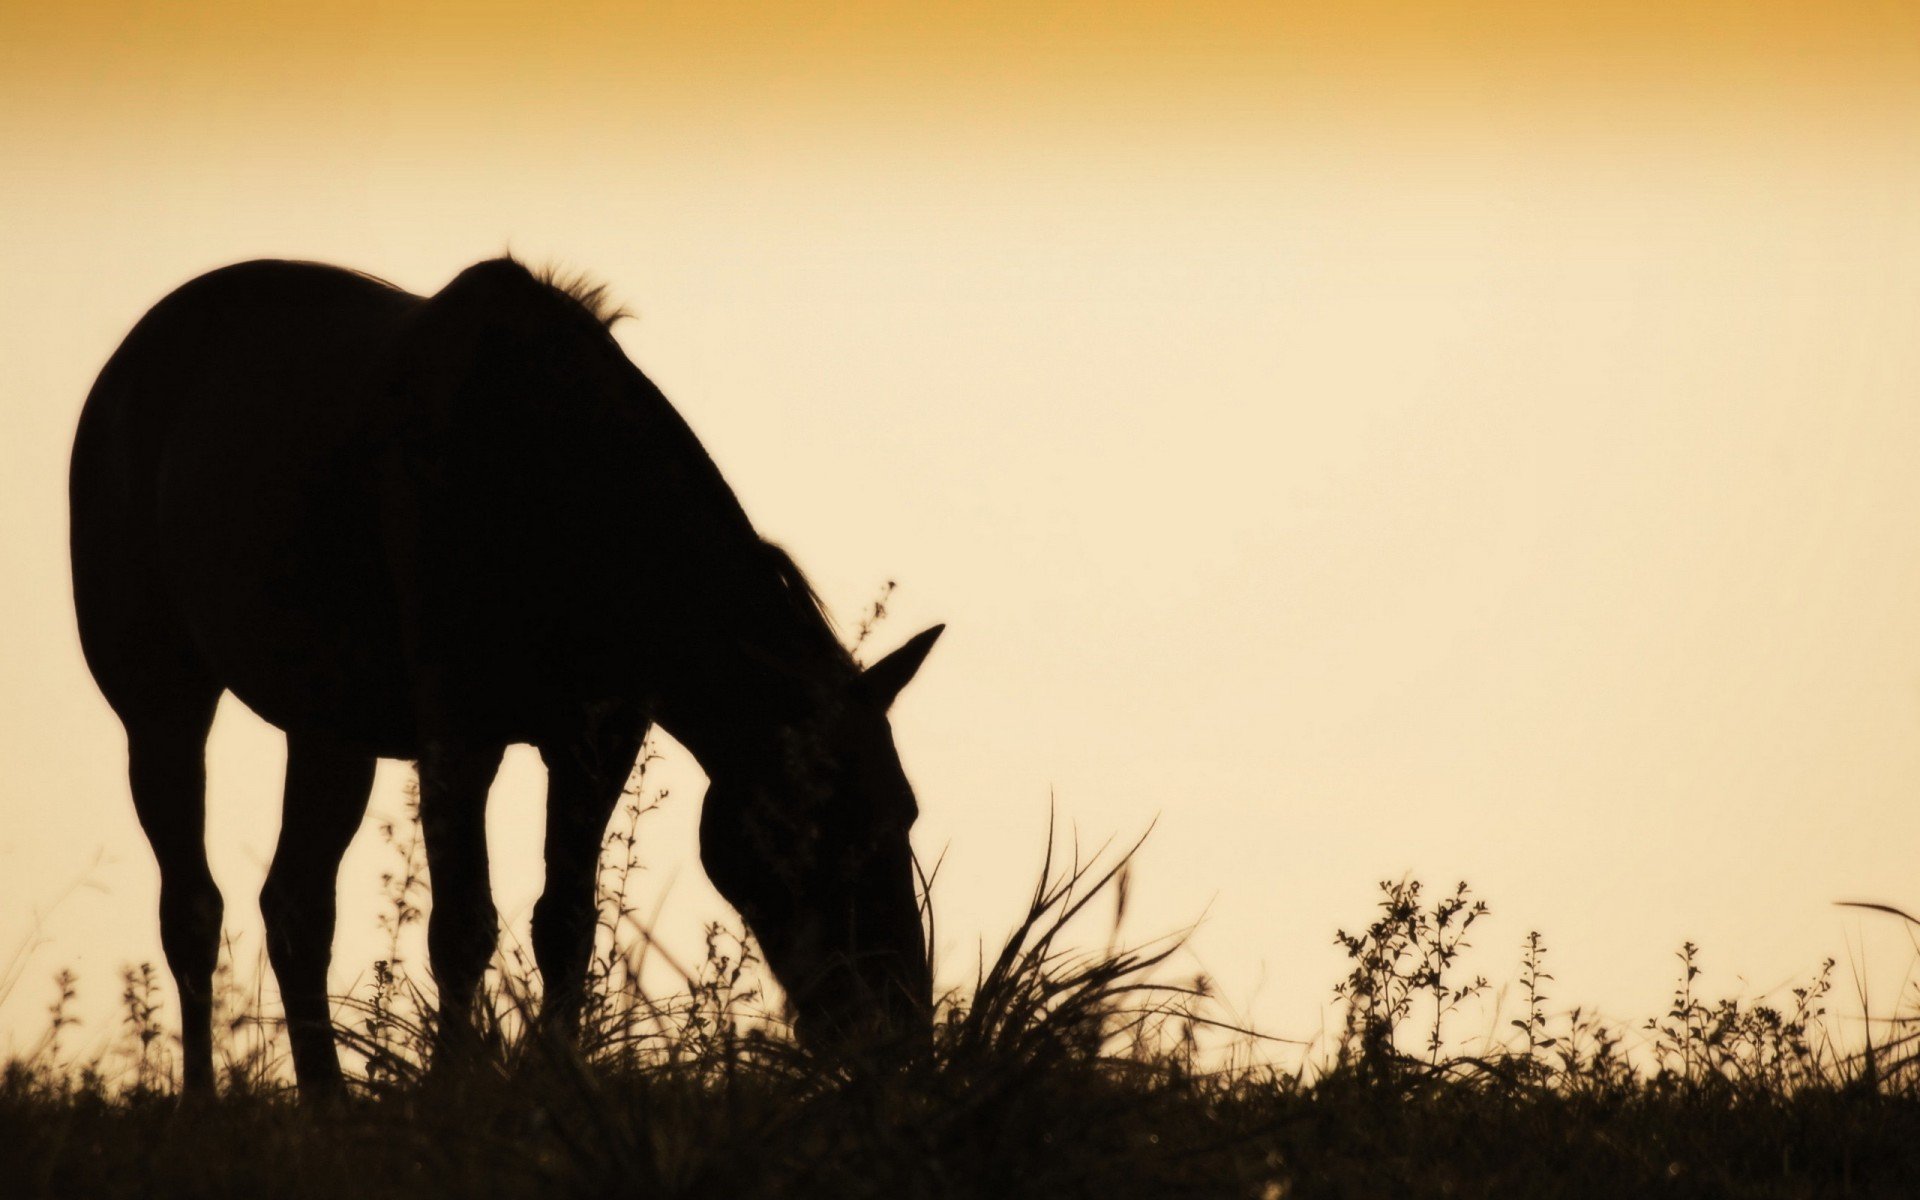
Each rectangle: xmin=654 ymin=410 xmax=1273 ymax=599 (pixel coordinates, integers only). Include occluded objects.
xmin=529 ymin=262 xmax=630 ymax=330
xmin=455 ymin=259 xmax=844 ymax=674
xmin=758 ymin=539 xmax=843 ymax=653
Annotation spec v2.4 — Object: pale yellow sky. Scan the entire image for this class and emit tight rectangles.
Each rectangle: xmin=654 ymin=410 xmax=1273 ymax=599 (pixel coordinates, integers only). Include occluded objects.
xmin=5 ymin=1 xmax=1920 ymax=1061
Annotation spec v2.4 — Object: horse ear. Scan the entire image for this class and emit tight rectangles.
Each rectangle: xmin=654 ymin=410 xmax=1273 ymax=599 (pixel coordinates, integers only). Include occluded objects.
xmin=859 ymin=625 xmax=945 ymax=709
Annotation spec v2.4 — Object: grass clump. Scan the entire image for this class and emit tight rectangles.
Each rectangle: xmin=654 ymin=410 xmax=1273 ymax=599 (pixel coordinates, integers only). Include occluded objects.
xmin=7 ymin=790 xmax=1920 ymax=1197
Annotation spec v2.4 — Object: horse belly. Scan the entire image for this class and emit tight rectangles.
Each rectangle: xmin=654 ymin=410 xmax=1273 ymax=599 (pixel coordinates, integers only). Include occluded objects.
xmin=160 ymin=439 xmax=419 ymax=755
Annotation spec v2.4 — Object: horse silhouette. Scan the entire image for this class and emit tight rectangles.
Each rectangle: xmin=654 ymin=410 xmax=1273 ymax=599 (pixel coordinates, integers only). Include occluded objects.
xmin=69 ymin=258 xmax=943 ymax=1097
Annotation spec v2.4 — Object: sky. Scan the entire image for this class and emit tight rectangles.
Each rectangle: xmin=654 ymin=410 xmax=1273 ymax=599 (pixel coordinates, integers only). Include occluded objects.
xmin=4 ymin=0 xmax=1920 ymax=1064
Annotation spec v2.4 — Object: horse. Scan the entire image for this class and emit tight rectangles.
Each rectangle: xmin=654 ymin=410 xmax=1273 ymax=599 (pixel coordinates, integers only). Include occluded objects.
xmin=68 ymin=257 xmax=944 ymax=1097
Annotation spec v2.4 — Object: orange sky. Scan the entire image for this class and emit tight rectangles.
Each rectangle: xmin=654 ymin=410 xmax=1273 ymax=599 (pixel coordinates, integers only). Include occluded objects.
xmin=7 ymin=1 xmax=1917 ymax=125
xmin=5 ymin=1 xmax=1920 ymax=1067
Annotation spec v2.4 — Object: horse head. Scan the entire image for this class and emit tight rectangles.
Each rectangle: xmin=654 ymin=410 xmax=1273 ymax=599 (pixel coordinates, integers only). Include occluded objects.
xmin=698 ymin=624 xmax=944 ymax=1054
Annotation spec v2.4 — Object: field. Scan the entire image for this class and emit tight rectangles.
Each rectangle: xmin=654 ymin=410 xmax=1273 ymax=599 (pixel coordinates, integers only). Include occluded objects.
xmin=6 ymin=789 xmax=1920 ymax=1199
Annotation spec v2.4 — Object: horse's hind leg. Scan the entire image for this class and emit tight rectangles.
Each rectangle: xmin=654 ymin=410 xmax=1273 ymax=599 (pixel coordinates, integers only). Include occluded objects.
xmin=260 ymin=733 xmax=377 ymax=1097
xmin=122 ymin=692 xmax=223 ymax=1096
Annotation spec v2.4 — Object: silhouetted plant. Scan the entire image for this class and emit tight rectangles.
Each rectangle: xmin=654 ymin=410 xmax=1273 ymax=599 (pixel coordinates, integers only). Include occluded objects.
xmin=1332 ymin=878 xmax=1489 ymax=1083
xmin=207 ymin=934 xmax=281 ymax=1095
xmin=1509 ymin=930 xmax=1554 ymax=1085
xmin=116 ymin=962 xmax=167 ymax=1096
xmin=578 ymin=739 xmax=669 ymax=1063
xmin=341 ymin=778 xmax=434 ymax=1090
xmin=937 ymin=819 xmax=1200 ymax=1077
xmin=848 ymin=579 xmax=897 ymax=664
xmin=1640 ymin=942 xmax=1841 ymax=1094
xmin=41 ymin=968 xmax=78 ymax=1067
xmin=1552 ymin=1005 xmax=1634 ymax=1096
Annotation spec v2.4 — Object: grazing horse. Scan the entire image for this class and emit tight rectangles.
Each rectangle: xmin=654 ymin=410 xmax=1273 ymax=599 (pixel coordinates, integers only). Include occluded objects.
xmin=69 ymin=258 xmax=943 ymax=1096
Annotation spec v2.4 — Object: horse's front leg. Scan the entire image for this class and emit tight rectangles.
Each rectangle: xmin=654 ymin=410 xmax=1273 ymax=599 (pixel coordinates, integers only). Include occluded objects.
xmin=417 ymin=740 xmax=505 ymax=1074
xmin=533 ymin=713 xmax=648 ymax=1045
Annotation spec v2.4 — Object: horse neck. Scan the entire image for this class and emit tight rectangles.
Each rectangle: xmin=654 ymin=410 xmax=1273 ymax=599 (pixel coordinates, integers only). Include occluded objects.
xmin=646 ymin=550 xmax=855 ymax=773
xmin=600 ymin=371 xmax=855 ymax=768
xmin=655 ymin=636 xmax=853 ymax=773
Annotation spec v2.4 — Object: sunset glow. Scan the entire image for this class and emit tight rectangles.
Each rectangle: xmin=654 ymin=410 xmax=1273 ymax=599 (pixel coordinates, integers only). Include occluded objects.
xmin=5 ymin=0 xmax=1920 ymax=1060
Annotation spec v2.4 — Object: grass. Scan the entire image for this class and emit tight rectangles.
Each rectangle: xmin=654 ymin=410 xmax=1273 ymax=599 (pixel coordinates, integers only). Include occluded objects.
xmin=7 ymin=789 xmax=1920 ymax=1200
